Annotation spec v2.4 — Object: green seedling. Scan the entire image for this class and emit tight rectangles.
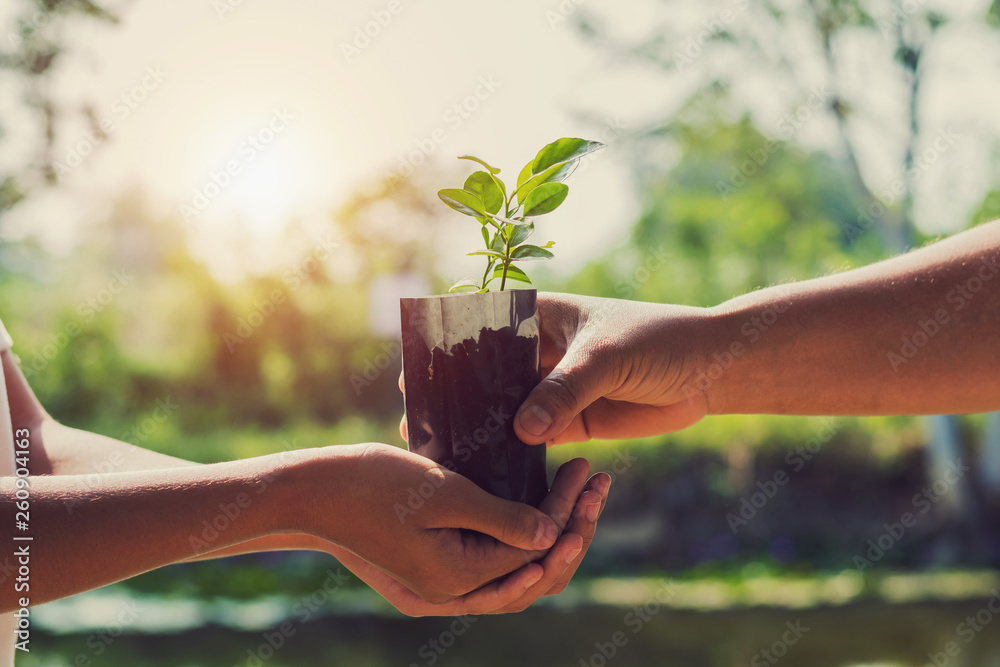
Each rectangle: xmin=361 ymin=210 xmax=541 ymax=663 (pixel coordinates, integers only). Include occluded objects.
xmin=438 ymin=137 xmax=606 ymax=292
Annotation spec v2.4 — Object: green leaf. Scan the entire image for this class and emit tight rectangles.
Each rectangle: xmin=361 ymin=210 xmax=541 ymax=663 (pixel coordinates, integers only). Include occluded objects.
xmin=508 ymin=222 xmax=534 ymax=246
xmin=515 ymin=161 xmax=578 ymax=203
xmin=468 ymin=250 xmax=507 ymax=260
xmin=481 ymin=226 xmax=490 ymax=247
xmin=449 ymin=277 xmax=481 ymax=293
xmin=488 ymin=214 xmax=532 ymax=227
xmin=439 ymin=189 xmax=486 ymax=217
xmin=512 ymin=244 xmax=555 ymax=260
xmin=532 ymin=138 xmax=606 ymax=175
xmin=464 ymin=172 xmax=503 ymax=214
xmin=458 ymin=155 xmax=501 ymax=174
xmin=515 ymin=161 xmax=533 ymax=199
xmin=490 ymin=174 xmax=506 ymax=202
xmin=491 ymin=263 xmax=532 ymax=284
xmin=523 ymin=182 xmax=569 ymax=216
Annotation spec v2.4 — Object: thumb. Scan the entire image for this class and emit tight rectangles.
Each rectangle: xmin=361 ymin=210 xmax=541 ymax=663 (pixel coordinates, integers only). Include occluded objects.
xmin=446 ymin=482 xmax=559 ymax=551
xmin=515 ymin=342 xmax=612 ymax=445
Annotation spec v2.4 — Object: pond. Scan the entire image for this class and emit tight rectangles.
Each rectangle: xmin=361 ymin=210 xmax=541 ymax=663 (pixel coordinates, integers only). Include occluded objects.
xmin=20 ymin=595 xmax=1000 ymax=666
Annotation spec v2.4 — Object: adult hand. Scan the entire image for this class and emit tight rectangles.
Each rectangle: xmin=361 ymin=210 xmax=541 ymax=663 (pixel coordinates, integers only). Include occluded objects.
xmin=512 ymin=293 xmax=710 ymax=445
xmin=322 ymin=459 xmax=611 ymax=616
xmin=290 ymin=443 xmax=584 ymax=603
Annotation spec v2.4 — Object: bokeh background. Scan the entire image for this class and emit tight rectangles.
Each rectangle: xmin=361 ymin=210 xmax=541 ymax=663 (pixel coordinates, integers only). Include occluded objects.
xmin=3 ymin=0 xmax=1000 ymax=665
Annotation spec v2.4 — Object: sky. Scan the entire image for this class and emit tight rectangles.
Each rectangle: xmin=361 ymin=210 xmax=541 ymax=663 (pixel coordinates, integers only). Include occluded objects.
xmin=2 ymin=0 xmax=999 ymax=283
xmin=1 ymin=0 xmax=651 ymax=280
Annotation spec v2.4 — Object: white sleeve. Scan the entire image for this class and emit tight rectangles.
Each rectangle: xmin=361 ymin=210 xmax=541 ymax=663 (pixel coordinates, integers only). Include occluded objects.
xmin=0 ymin=317 xmax=12 ymax=351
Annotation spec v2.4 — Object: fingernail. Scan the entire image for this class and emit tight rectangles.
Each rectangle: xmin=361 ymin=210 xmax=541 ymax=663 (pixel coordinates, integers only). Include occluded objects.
xmin=519 ymin=405 xmax=553 ymax=437
xmin=525 ymin=573 xmax=542 ymax=589
xmin=535 ymin=519 xmax=557 ymax=549
xmin=585 ymin=502 xmax=600 ymax=522
xmin=565 ymin=547 xmax=582 ymax=564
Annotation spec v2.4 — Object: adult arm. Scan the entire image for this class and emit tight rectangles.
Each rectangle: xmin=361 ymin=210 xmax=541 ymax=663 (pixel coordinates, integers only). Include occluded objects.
xmin=512 ymin=219 xmax=1000 ymax=444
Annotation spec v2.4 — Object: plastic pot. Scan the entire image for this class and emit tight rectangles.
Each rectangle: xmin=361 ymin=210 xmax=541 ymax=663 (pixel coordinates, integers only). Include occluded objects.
xmin=400 ymin=289 xmax=548 ymax=507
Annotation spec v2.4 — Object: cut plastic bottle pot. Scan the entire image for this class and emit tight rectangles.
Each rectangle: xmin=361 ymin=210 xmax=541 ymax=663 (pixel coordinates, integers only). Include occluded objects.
xmin=400 ymin=289 xmax=548 ymax=507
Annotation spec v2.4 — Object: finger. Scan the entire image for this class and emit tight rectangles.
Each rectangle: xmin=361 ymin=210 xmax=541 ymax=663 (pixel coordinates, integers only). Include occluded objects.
xmin=398 ymin=370 xmax=405 ymax=393
xmin=551 ymin=400 xmax=708 ymax=445
xmin=429 ymin=563 xmax=545 ymax=617
xmin=435 ymin=476 xmax=559 ymax=552
xmin=536 ymin=458 xmax=591 ymax=531
xmin=340 ymin=549 xmax=544 ymax=618
xmin=514 ymin=338 xmax=615 ymax=446
xmin=494 ymin=532 xmax=585 ymax=613
xmin=546 ymin=472 xmax=611 ymax=595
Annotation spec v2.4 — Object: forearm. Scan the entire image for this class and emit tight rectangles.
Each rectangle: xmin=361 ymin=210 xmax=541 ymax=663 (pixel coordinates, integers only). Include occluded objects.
xmin=702 ymin=219 xmax=1000 ymax=416
xmin=0 ymin=452 xmax=300 ymax=611
xmin=33 ymin=420 xmax=196 ymax=475
xmin=3 ymin=348 xmax=319 ymax=558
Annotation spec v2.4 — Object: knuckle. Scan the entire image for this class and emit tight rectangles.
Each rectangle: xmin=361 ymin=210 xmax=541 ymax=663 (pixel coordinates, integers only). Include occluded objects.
xmin=542 ymin=371 xmax=584 ymax=413
xmin=502 ymin=505 xmax=533 ymax=543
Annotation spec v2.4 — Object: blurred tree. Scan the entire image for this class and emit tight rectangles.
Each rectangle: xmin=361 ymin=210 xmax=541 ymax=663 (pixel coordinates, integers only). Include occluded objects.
xmin=0 ymin=0 xmax=119 ymax=217
xmin=574 ymin=0 xmax=1000 ymax=556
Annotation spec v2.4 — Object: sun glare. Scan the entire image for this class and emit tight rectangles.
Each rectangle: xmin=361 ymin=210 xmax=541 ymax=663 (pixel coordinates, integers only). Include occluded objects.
xmin=225 ymin=145 xmax=302 ymax=232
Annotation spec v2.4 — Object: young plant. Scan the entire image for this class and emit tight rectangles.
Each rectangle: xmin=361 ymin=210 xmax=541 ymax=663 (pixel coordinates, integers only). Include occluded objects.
xmin=438 ymin=137 xmax=606 ymax=292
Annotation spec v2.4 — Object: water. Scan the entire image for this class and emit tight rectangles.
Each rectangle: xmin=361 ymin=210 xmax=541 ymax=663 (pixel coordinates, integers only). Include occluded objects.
xmin=20 ymin=599 xmax=1000 ymax=666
